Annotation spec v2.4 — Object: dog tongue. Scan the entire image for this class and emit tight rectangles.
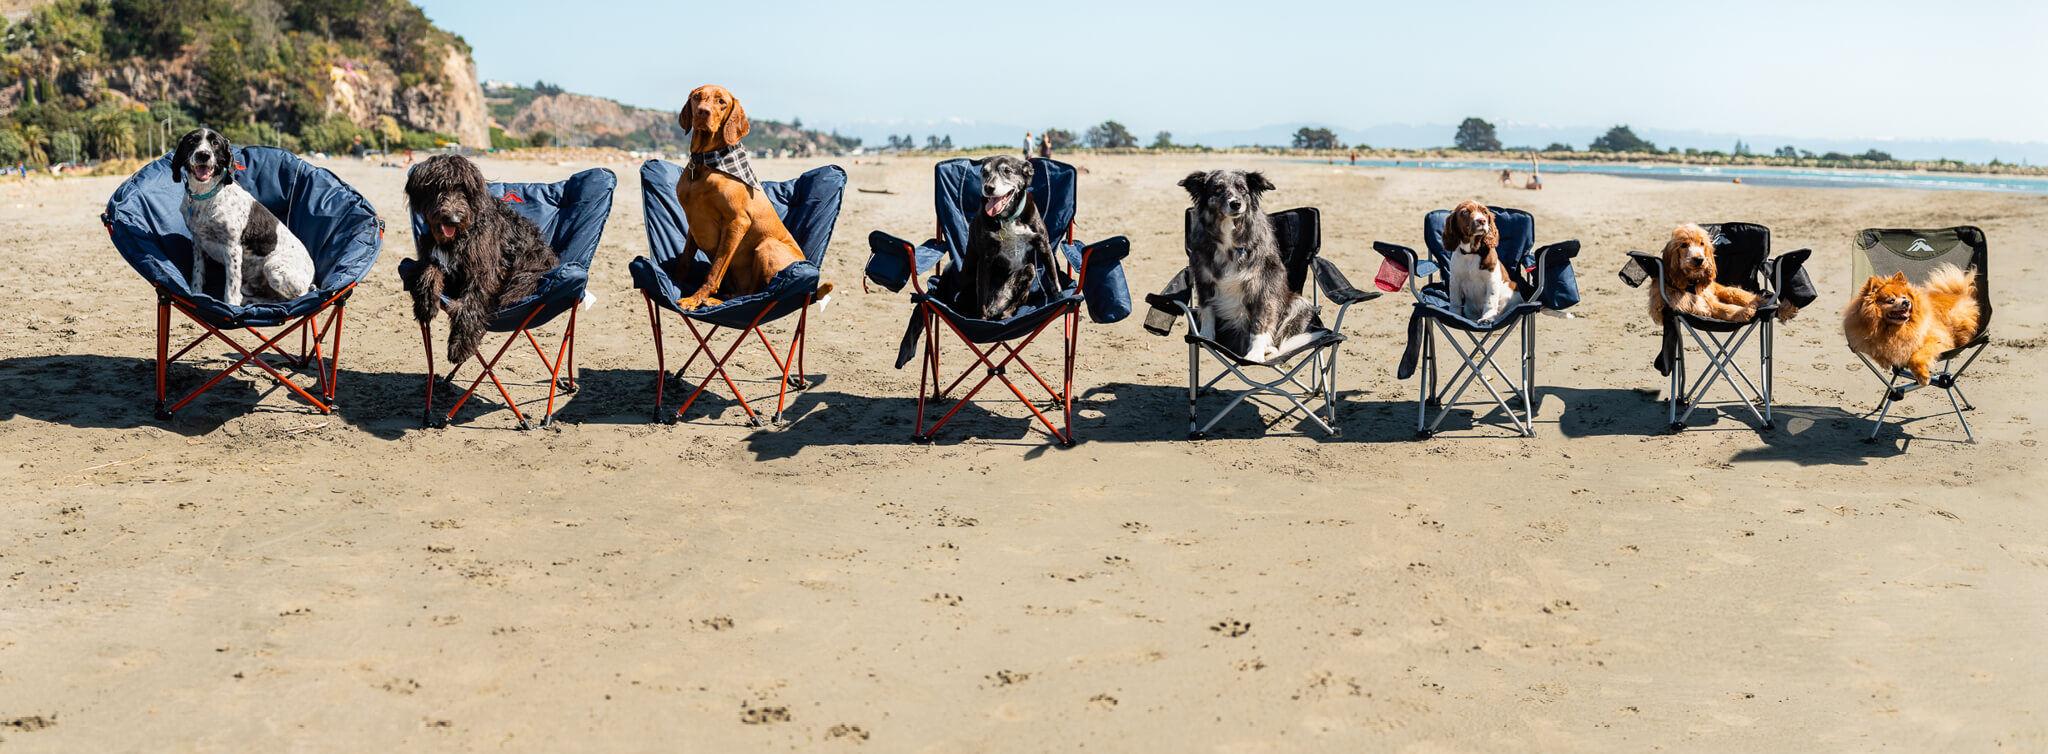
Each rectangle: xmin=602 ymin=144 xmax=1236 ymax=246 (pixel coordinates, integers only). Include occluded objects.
xmin=438 ymin=223 xmax=458 ymax=240
xmin=984 ymin=193 xmax=1011 ymax=218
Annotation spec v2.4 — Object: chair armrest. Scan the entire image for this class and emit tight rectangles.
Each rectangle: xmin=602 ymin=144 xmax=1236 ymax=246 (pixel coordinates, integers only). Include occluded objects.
xmin=1311 ymin=256 xmax=1381 ymax=305
xmin=1620 ymin=250 xmax=1661 ymax=289
xmin=1143 ymin=268 xmax=1194 ymax=336
xmin=1523 ymin=239 xmax=1581 ymax=302
xmin=865 ymin=230 xmax=938 ymax=294
xmin=1764 ymin=248 xmax=1817 ymax=308
xmin=1372 ymin=241 xmax=1439 ymax=279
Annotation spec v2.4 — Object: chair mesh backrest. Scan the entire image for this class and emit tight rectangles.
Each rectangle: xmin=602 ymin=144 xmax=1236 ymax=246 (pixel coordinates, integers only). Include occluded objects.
xmin=1424 ymin=206 xmax=1535 ymax=269
xmin=639 ymin=159 xmax=846 ymax=271
xmin=1180 ymin=206 xmax=1320 ymax=295
xmin=406 ymin=165 xmax=617 ymax=271
xmin=1855 ymin=226 xmax=1991 ymax=333
xmin=933 ymin=157 xmax=1078 ymax=252
xmin=1700 ymin=222 xmax=1770 ymax=291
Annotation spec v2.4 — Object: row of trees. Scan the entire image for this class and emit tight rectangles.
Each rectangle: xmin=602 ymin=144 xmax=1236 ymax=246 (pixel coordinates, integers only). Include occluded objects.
xmin=1456 ymin=118 xmax=1903 ymax=161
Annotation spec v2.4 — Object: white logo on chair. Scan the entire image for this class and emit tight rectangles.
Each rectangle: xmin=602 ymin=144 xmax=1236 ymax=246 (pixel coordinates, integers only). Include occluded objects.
xmin=1907 ymin=238 xmax=1935 ymax=253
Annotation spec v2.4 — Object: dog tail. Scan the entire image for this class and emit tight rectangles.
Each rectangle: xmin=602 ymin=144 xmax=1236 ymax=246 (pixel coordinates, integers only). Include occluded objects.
xmin=1924 ymin=263 xmax=1974 ymax=300
xmin=1927 ymin=263 xmax=1982 ymax=341
xmin=814 ymin=281 xmax=835 ymax=311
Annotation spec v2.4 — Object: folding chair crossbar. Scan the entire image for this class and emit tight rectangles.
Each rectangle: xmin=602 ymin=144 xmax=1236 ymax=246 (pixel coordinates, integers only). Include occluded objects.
xmin=420 ymin=304 xmax=579 ymax=430
xmin=645 ymin=292 xmax=815 ymax=426
xmin=152 ymin=285 xmax=352 ymax=420
xmin=1857 ymin=340 xmax=1984 ymax=443
xmin=1188 ymin=343 xmax=1338 ymax=438
xmin=1417 ymin=317 xmax=1535 ymax=438
xmin=912 ymin=303 xmax=1079 ymax=445
xmin=1667 ymin=319 xmax=1773 ymax=430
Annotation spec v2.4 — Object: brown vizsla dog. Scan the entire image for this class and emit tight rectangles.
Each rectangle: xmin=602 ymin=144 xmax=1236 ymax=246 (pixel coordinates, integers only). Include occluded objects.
xmin=674 ymin=84 xmax=829 ymax=310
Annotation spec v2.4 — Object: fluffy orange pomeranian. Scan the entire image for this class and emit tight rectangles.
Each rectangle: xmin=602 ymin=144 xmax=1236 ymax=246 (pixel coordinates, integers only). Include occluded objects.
xmin=1843 ymin=264 xmax=1981 ymax=385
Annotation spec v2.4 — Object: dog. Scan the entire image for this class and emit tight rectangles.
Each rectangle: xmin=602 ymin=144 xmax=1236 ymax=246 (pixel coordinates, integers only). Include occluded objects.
xmin=1844 ymin=265 xmax=1980 ymax=385
xmin=400 ymin=154 xmax=558 ymax=364
xmin=674 ymin=84 xmax=830 ymax=310
xmin=1179 ymin=169 xmax=1315 ymax=361
xmin=1649 ymin=223 xmax=1774 ymax=324
xmin=960 ymin=155 xmax=1049 ymax=320
xmin=1443 ymin=201 xmax=1525 ymax=324
xmin=171 ymin=127 xmax=314 ymax=306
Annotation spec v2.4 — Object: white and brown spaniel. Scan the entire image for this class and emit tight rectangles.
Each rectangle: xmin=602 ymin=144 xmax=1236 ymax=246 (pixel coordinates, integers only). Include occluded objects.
xmin=1443 ymin=200 xmax=1521 ymax=324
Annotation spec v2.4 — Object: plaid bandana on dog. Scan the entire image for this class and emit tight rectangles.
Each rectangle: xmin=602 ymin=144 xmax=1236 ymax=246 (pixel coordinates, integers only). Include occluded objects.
xmin=689 ymin=143 xmax=761 ymax=194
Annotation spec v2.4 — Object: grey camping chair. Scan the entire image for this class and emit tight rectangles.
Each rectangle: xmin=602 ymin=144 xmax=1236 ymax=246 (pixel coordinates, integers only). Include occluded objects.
xmin=1849 ymin=227 xmax=1992 ymax=443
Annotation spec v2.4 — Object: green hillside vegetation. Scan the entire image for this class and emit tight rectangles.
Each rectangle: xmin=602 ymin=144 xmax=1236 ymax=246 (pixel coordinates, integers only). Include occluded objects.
xmin=1 ymin=0 xmax=462 ymax=165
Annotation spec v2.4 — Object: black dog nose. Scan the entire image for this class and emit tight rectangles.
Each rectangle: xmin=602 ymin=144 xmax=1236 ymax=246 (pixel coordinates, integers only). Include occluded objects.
xmin=194 ymin=153 xmax=211 ymax=163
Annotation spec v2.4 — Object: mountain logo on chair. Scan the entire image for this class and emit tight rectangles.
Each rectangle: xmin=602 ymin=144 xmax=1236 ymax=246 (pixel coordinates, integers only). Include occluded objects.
xmin=1908 ymin=239 xmax=1934 ymax=253
xmin=505 ymin=193 xmax=525 ymax=204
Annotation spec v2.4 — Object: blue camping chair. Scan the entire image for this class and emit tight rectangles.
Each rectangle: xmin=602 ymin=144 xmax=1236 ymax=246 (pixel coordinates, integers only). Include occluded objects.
xmin=1374 ymin=207 xmax=1581 ymax=438
xmin=865 ymin=158 xmax=1132 ymax=445
xmin=628 ymin=160 xmax=845 ymax=426
xmin=399 ymin=167 xmax=616 ymax=429
xmin=103 ymin=146 xmax=383 ymax=420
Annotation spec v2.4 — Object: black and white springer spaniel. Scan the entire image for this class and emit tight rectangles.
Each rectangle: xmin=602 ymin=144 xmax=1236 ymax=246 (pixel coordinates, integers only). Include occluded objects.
xmin=172 ymin=128 xmax=314 ymax=305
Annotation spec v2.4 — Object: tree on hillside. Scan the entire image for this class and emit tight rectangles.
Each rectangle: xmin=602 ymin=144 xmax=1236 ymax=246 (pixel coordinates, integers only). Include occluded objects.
xmin=1733 ymin=140 xmax=1749 ymax=156
xmin=926 ymin=135 xmax=940 ymax=150
xmin=1085 ymin=121 xmax=1137 ymax=149
xmin=1151 ymin=131 xmax=1175 ymax=149
xmin=532 ymin=80 xmax=565 ymax=97
xmin=1589 ymin=125 xmax=1655 ymax=153
xmin=1860 ymin=149 xmax=1892 ymax=162
xmin=1454 ymin=118 xmax=1500 ymax=151
xmin=1544 ymin=142 xmax=1573 ymax=153
xmin=1043 ymin=128 xmax=1076 ymax=150
xmin=1773 ymin=145 xmax=1797 ymax=158
xmin=1293 ymin=127 xmax=1341 ymax=150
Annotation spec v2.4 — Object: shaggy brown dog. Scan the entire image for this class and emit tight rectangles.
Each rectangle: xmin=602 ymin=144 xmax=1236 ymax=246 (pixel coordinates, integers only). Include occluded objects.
xmin=1649 ymin=223 xmax=1766 ymax=323
xmin=1844 ymin=265 xmax=1981 ymax=385
xmin=401 ymin=155 xmax=558 ymax=363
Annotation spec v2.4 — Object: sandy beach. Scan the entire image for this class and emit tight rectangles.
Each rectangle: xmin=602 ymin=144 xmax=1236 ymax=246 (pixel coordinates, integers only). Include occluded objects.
xmin=2 ymin=153 xmax=2044 ymax=752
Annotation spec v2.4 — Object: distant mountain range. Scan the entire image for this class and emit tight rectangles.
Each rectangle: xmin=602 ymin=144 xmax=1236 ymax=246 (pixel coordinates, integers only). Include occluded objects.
xmin=821 ymin=119 xmax=2048 ymax=165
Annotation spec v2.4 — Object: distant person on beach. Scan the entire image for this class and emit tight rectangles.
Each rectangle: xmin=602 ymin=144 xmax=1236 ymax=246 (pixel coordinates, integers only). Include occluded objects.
xmin=1039 ymin=133 xmax=1051 ymax=159
xmin=349 ymin=135 xmax=367 ymax=159
xmin=1525 ymin=155 xmax=1543 ymax=190
xmin=1499 ymin=169 xmax=1513 ymax=187
xmin=1024 ymin=132 xmax=1033 ymax=157
xmin=1349 ymin=149 xmax=1357 ymax=165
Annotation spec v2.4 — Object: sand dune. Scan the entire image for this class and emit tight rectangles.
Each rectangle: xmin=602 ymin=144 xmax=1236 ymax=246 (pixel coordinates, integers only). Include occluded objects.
xmin=1 ymin=154 xmax=2044 ymax=752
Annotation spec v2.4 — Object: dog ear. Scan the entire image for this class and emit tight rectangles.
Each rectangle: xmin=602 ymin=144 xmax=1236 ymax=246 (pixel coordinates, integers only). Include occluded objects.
xmin=1442 ymin=210 xmax=1465 ymax=250
xmin=1244 ymin=171 xmax=1276 ymax=193
xmin=170 ymin=130 xmax=196 ymax=182
xmin=215 ymin=131 xmax=236 ymax=186
xmin=719 ymin=96 xmax=750 ymax=147
xmin=1178 ymin=171 xmax=1208 ymax=200
xmin=969 ymin=157 xmax=987 ymax=167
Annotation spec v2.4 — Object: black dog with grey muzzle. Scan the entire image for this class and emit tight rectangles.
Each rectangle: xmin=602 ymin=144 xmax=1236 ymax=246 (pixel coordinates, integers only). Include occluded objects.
xmin=960 ymin=155 xmax=1051 ymax=320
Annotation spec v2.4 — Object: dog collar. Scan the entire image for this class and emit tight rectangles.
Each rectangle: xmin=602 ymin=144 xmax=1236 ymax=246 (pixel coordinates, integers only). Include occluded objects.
xmin=186 ymin=182 xmax=222 ymax=201
xmin=999 ymin=191 xmax=1029 ymax=223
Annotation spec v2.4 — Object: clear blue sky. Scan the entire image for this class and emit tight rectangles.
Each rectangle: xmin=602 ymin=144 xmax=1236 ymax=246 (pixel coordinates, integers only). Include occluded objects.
xmin=416 ymin=0 xmax=2044 ymax=145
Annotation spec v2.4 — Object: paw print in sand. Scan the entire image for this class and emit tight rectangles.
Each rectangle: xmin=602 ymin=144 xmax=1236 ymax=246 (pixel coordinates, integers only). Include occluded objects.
xmin=1210 ymin=619 xmax=1250 ymax=638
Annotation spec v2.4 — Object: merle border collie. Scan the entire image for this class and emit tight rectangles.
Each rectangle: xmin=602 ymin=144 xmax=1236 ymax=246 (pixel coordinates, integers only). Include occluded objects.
xmin=172 ymin=127 xmax=314 ymax=306
xmin=1179 ymin=169 xmax=1314 ymax=361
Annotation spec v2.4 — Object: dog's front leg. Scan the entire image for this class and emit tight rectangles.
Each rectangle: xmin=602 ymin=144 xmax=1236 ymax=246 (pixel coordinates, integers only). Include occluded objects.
xmin=405 ymin=263 xmax=445 ymax=324
xmin=682 ymin=214 xmax=751 ymax=310
xmin=224 ymin=247 xmax=244 ymax=306
xmin=190 ymin=245 xmax=207 ymax=297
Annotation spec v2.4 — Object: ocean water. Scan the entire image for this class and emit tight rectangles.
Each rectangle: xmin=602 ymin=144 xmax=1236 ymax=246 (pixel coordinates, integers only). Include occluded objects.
xmin=1303 ymin=159 xmax=2048 ymax=195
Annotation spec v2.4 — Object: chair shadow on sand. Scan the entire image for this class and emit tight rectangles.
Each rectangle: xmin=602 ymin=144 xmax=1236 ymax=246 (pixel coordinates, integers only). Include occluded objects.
xmin=0 ymin=353 xmax=429 ymax=440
